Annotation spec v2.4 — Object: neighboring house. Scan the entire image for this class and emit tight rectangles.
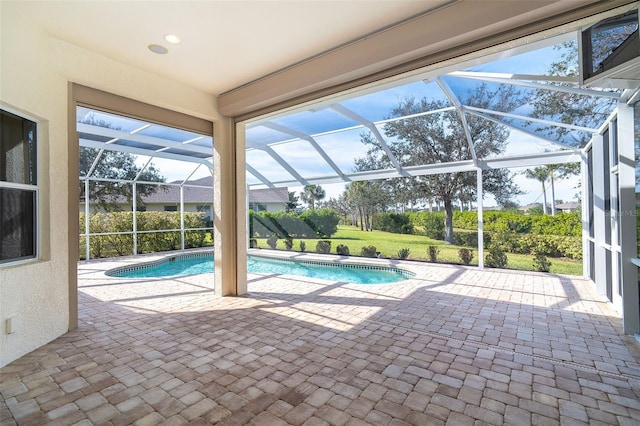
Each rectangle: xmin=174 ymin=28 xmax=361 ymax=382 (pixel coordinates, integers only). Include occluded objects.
xmin=80 ymin=177 xmax=289 ymax=218
xmin=555 ymin=202 xmax=580 ymax=213
xmin=519 ymin=203 xmax=543 ymax=214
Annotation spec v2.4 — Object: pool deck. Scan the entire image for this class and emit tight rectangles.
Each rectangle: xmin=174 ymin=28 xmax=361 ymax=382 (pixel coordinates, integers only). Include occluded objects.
xmin=2 ymin=249 xmax=640 ymax=425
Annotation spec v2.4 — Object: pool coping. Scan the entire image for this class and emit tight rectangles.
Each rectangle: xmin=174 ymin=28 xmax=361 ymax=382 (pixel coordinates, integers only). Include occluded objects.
xmin=103 ymin=248 xmax=417 ymax=280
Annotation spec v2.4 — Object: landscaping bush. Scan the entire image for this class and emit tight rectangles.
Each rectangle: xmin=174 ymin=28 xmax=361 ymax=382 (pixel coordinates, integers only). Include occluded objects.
xmin=284 ymin=238 xmax=294 ymax=250
xmin=532 ymin=251 xmax=552 ymax=272
xmin=250 ymin=209 xmax=339 ymax=238
xmin=458 ymin=248 xmax=473 ymax=265
xmin=453 ymin=210 xmax=581 ymax=236
xmin=360 ymin=245 xmax=378 ymax=258
xmin=374 ymin=213 xmax=414 ymax=234
xmin=267 ymin=234 xmax=278 ymax=249
xmin=397 ymin=248 xmax=410 ymax=259
xmin=336 ymin=244 xmax=350 ymax=256
xmin=299 ymin=241 xmax=306 ymax=252
xmin=316 ymin=240 xmax=331 ymax=254
xmin=427 ymin=245 xmax=439 ymax=262
xmin=301 ymin=209 xmax=340 ymax=238
xmin=485 ymin=246 xmax=508 ymax=268
xmin=454 ymin=231 xmax=478 ymax=248
xmin=249 ymin=238 xmax=258 ymax=248
xmin=407 ymin=212 xmax=445 ymax=240
xmin=422 ymin=214 xmax=445 ymax=240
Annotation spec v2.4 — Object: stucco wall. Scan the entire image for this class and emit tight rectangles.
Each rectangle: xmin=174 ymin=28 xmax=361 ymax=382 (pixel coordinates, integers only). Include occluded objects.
xmin=0 ymin=4 xmax=219 ymax=367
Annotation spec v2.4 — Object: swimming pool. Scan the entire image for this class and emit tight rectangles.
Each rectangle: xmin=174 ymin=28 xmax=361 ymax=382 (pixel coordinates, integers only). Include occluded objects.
xmin=106 ymin=252 xmax=414 ymax=284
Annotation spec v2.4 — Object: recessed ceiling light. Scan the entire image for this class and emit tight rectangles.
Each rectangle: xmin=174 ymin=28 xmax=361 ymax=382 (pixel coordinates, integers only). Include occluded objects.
xmin=148 ymin=44 xmax=168 ymax=54
xmin=164 ymin=34 xmax=181 ymax=44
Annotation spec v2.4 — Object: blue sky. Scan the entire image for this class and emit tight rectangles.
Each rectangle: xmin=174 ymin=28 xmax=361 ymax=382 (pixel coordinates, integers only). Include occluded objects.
xmin=127 ymin=35 xmax=590 ymax=208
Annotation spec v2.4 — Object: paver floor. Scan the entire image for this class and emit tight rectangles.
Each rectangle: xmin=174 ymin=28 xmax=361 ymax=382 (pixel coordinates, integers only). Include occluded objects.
xmin=2 ymin=251 xmax=640 ymax=425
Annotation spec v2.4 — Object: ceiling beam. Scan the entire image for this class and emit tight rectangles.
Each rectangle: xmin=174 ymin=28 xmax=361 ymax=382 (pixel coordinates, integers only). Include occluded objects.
xmin=79 ymin=138 xmax=211 ymax=165
xmin=247 ymin=150 xmax=580 ymax=189
xmin=330 ymin=103 xmax=408 ymax=176
xmin=449 ymin=71 xmax=621 ymax=99
xmin=261 ymin=122 xmax=349 ymax=180
xmin=78 ymin=123 xmax=213 ymax=157
xmin=464 ymin=105 xmax=597 ymax=133
xmin=262 ymin=146 xmax=309 ymax=186
xmin=435 ymin=77 xmax=478 ymax=161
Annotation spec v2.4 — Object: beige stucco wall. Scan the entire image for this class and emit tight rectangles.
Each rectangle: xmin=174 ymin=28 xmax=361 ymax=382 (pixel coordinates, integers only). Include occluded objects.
xmin=0 ymin=4 xmax=220 ymax=367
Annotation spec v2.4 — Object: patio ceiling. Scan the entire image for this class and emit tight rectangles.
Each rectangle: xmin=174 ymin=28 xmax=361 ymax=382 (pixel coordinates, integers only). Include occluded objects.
xmin=77 ymin=33 xmax=624 ymax=187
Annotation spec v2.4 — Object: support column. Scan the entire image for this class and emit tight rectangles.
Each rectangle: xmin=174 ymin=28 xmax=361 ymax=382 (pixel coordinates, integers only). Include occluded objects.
xmin=477 ymin=168 xmax=484 ymax=268
xmin=132 ymin=182 xmax=137 ymax=255
xmin=236 ymin=122 xmax=248 ymax=295
xmin=84 ymin=179 xmax=90 ymax=261
xmin=617 ymin=102 xmax=639 ymax=334
xmin=180 ymin=185 xmax=185 ymax=251
xmin=213 ymin=117 xmax=239 ymax=296
xmin=592 ymin=134 xmax=608 ymax=297
xmin=581 ymin=152 xmax=590 ymax=278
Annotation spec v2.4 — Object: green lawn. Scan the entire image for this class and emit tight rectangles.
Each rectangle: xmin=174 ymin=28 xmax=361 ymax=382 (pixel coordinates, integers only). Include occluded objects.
xmin=252 ymin=225 xmax=582 ymax=275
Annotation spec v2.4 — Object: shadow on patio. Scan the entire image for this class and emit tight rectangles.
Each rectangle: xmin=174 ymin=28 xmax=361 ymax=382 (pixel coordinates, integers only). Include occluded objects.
xmin=2 ymin=261 xmax=640 ymax=425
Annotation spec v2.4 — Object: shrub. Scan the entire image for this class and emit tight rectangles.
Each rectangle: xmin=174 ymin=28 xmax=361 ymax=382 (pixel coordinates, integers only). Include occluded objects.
xmin=458 ymin=248 xmax=473 ymax=265
xmin=427 ymin=245 xmax=439 ymax=262
xmin=454 ymin=231 xmax=478 ymax=248
xmin=284 ymin=238 xmax=294 ymax=250
xmin=249 ymin=238 xmax=258 ymax=248
xmin=532 ymin=252 xmax=552 ymax=272
xmin=301 ymin=209 xmax=340 ymax=238
xmin=266 ymin=234 xmax=278 ymax=249
xmin=485 ymin=246 xmax=508 ymax=268
xmin=360 ymin=245 xmax=378 ymax=258
xmin=422 ymin=214 xmax=445 ymax=240
xmin=316 ymin=240 xmax=331 ymax=254
xmin=299 ymin=241 xmax=306 ymax=252
xmin=336 ymin=244 xmax=350 ymax=256
xmin=374 ymin=213 xmax=414 ymax=234
xmin=397 ymin=248 xmax=410 ymax=259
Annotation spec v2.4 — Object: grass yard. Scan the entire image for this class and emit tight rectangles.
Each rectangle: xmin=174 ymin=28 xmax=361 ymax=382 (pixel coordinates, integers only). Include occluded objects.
xmin=252 ymin=225 xmax=583 ymax=275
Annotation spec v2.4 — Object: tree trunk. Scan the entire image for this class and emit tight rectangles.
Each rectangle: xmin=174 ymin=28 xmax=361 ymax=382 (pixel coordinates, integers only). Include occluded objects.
xmin=541 ymin=182 xmax=548 ymax=215
xmin=358 ymin=207 xmax=364 ymax=231
xmin=444 ymin=198 xmax=455 ymax=244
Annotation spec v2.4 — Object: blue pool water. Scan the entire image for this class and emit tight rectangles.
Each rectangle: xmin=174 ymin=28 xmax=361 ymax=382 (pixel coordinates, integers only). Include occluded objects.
xmin=108 ymin=254 xmax=412 ymax=284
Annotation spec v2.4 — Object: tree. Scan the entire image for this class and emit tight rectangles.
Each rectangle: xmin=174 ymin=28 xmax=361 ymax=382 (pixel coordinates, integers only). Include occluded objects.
xmin=344 ymin=180 xmax=387 ymax=231
xmin=359 ymin=83 xmax=523 ymax=243
xmin=79 ymin=147 xmax=165 ymax=212
xmin=285 ymin=191 xmax=300 ymax=212
xmin=300 ymin=184 xmax=326 ymax=210
xmin=79 ymin=115 xmax=165 ymax=211
xmin=523 ymin=162 xmax=579 ymax=215
xmin=530 ymin=40 xmax=618 ymax=146
xmin=523 ymin=167 xmax=549 ymax=215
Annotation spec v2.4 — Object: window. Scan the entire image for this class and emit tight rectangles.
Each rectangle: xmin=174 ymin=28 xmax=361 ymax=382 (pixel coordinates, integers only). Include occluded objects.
xmin=164 ymin=205 xmax=177 ymax=212
xmin=1 ymin=109 xmax=38 ymax=263
xmin=249 ymin=203 xmax=267 ymax=212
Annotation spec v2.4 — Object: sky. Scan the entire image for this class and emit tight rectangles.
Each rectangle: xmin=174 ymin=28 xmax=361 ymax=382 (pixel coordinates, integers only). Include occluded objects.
xmin=125 ymin=33 xmax=591 ymax=210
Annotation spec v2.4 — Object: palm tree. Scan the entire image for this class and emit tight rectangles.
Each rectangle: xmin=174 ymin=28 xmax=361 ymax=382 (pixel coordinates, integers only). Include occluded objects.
xmin=523 ymin=167 xmax=549 ymax=214
xmin=300 ymin=184 xmax=326 ymax=210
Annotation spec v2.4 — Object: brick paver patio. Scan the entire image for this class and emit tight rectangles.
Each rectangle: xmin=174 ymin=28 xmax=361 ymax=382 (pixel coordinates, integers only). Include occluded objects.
xmin=2 ymin=251 xmax=640 ymax=425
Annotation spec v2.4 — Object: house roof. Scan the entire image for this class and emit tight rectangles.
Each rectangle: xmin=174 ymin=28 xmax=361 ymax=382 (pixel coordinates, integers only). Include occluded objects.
xmin=555 ymin=202 xmax=580 ymax=210
xmin=140 ymin=177 xmax=288 ymax=205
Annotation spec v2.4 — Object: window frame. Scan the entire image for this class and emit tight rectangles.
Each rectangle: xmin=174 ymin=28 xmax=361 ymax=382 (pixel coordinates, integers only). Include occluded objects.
xmin=0 ymin=106 xmax=40 ymax=266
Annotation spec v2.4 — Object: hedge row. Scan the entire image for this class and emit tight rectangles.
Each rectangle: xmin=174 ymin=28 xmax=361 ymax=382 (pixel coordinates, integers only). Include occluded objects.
xmin=373 ymin=213 xmax=414 ymax=234
xmin=79 ymin=211 xmax=210 ymax=258
xmin=451 ymin=210 xmax=581 ymax=236
xmin=453 ymin=231 xmax=582 ymax=260
xmin=250 ymin=209 xmax=339 ymax=239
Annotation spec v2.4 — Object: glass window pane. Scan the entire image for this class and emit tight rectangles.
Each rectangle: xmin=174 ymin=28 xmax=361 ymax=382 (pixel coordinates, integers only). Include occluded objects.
xmin=1 ymin=110 xmax=37 ymax=185
xmin=0 ymin=188 xmax=36 ymax=262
